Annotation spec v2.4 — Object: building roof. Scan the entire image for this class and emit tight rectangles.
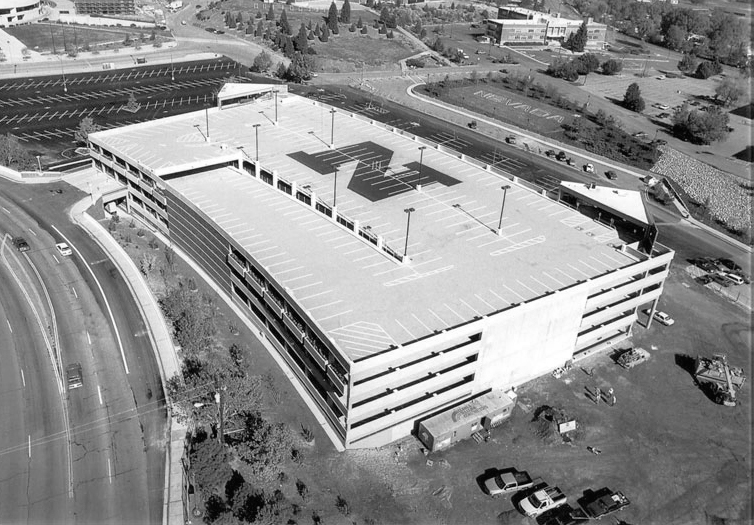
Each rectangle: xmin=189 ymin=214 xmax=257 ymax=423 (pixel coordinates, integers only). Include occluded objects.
xmin=92 ymin=94 xmax=637 ymax=362
xmin=560 ymin=182 xmax=651 ymax=226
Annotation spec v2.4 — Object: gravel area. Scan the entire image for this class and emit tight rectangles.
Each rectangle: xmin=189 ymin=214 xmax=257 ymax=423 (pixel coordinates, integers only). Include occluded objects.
xmin=651 ymin=146 xmax=752 ymax=234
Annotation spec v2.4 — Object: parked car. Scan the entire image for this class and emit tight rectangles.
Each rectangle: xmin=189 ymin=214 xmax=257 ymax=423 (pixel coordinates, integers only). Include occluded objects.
xmin=468 ymin=120 xmax=478 ymax=129
xmin=204 ymin=27 xmax=215 ymax=32
xmin=716 ymin=258 xmax=742 ymax=272
xmin=555 ymin=151 xmax=567 ymax=161
xmin=722 ymin=273 xmax=745 ymax=286
xmin=691 ymin=257 xmax=719 ymax=273
xmin=56 ymin=242 xmax=72 ymax=256
xmin=577 ymin=488 xmax=630 ymax=520
xmin=181 ymin=20 xmax=187 ymax=25
xmin=583 ymin=163 xmax=594 ymax=173
xmin=605 ymin=170 xmax=617 ymax=180
xmin=12 ymin=236 xmax=30 ymax=252
xmin=538 ymin=504 xmax=589 ymax=525
xmin=483 ymin=468 xmax=535 ymax=496
xmin=656 ymin=103 xmax=670 ymax=110
xmin=643 ymin=309 xmax=674 ymax=326
xmin=545 ymin=150 xmax=556 ymax=157
xmin=632 ymin=131 xmax=648 ymax=138
xmin=657 ymin=112 xmax=671 ymax=119
xmin=710 ymin=274 xmax=732 ymax=287
xmin=519 ymin=486 xmax=567 ymax=517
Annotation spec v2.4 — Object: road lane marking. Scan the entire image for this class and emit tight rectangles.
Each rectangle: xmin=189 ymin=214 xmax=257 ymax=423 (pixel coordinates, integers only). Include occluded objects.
xmin=97 ymin=384 xmax=103 ymax=405
xmin=51 ymin=226 xmax=129 ymax=375
xmin=86 ymin=331 xmax=91 ymax=344
xmin=2 ymin=207 xmax=9 ymax=213
xmin=107 ymin=458 xmax=112 ymax=483
xmin=71 ymin=286 xmax=77 ymax=299
xmin=28 ymin=435 xmax=31 ymax=457
xmin=6 ymin=318 xmax=11 ymax=332
xmin=52 ymin=254 xmax=59 ymax=264
xmin=29 ymin=229 xmax=37 ymax=236
xmin=21 ymin=369 xmax=25 ymax=387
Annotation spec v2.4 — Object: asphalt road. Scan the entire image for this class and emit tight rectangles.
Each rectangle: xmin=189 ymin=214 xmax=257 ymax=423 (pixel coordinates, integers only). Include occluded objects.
xmin=0 ymin=243 xmax=69 ymax=524
xmin=0 ymin=57 xmax=244 ymax=163
xmin=0 ymin=181 xmax=167 ymax=524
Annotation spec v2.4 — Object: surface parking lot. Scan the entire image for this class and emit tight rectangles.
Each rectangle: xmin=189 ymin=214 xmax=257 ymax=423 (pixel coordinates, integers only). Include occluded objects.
xmin=1 ymin=58 xmax=247 ymax=164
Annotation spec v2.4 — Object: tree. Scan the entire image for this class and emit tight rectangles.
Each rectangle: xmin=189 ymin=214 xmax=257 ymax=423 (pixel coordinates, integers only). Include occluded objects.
xmin=266 ymin=4 xmax=274 ymax=21
xmin=665 ymin=24 xmax=688 ymax=52
xmin=189 ymin=435 xmax=233 ymax=495
xmin=671 ymin=103 xmax=730 ymax=144
xmin=707 ymin=9 xmax=749 ymax=65
xmin=320 ymin=24 xmax=330 ymax=42
xmin=279 ymin=9 xmax=291 ymax=35
xmin=284 ymin=52 xmax=316 ymax=82
xmin=125 ymin=92 xmax=139 ymax=112
xmin=564 ymin=20 xmax=588 ymax=52
xmin=252 ymin=50 xmax=273 ymax=72
xmin=546 ymin=58 xmax=579 ymax=81
xmin=695 ymin=60 xmax=722 ymax=79
xmin=714 ymin=78 xmax=745 ymax=106
xmin=294 ymin=23 xmax=308 ymax=53
xmin=340 ymin=0 xmax=351 ymax=24
xmin=601 ymin=58 xmax=623 ymax=75
xmin=677 ymin=53 xmax=699 ymax=74
xmin=74 ymin=117 xmax=100 ymax=145
xmin=623 ymin=82 xmax=645 ymax=112
xmin=356 ymin=16 xmax=363 ymax=28
xmin=574 ymin=53 xmax=600 ymax=75
xmin=0 ymin=133 xmax=35 ymax=170
xmin=234 ymin=411 xmax=293 ymax=481
xmin=160 ymin=283 xmax=216 ymax=357
xmin=327 ymin=1 xmax=339 ymax=31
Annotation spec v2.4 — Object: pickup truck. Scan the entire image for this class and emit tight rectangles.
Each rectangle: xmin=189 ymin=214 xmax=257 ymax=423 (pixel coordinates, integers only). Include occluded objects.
xmin=577 ymin=487 xmax=630 ymax=519
xmin=483 ymin=468 xmax=535 ymax=496
xmin=518 ymin=485 xmax=567 ymax=517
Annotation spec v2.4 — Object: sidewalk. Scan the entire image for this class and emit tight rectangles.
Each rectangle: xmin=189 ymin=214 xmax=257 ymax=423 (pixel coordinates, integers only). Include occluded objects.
xmin=68 ymin=195 xmax=186 ymax=525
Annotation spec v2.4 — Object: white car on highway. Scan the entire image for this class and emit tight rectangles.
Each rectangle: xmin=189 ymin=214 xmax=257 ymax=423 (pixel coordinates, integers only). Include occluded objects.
xmin=56 ymin=242 xmax=72 ymax=256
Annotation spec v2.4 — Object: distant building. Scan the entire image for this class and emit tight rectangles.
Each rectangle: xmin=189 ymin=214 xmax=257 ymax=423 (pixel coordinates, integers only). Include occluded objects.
xmin=74 ymin=0 xmax=135 ymax=16
xmin=486 ymin=7 xmax=607 ymax=49
xmin=0 ymin=0 xmax=44 ymax=27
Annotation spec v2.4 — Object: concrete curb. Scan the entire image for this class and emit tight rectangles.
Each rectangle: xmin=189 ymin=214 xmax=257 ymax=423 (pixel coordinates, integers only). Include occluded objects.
xmin=404 ymin=83 xmax=752 ymax=254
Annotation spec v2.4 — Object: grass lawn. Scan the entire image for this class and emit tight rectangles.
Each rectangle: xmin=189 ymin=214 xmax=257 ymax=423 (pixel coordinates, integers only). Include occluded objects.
xmin=420 ymin=75 xmax=660 ymax=170
xmin=5 ymin=24 xmax=172 ymax=54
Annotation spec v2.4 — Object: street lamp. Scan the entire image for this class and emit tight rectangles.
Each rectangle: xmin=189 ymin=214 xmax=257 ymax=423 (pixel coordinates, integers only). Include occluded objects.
xmin=497 ymin=185 xmax=511 ymax=236
xmin=274 ymin=89 xmax=279 ymax=124
xmin=36 ymin=155 xmax=42 ymax=174
xmin=403 ymin=207 xmax=415 ymax=260
xmin=253 ymin=123 xmax=261 ymax=161
xmin=330 ymin=108 xmax=336 ymax=147
xmin=58 ymin=56 xmax=67 ymax=93
xmin=332 ymin=166 xmax=338 ymax=208
xmin=170 ymin=52 xmax=174 ymax=81
xmin=417 ymin=146 xmax=427 ymax=190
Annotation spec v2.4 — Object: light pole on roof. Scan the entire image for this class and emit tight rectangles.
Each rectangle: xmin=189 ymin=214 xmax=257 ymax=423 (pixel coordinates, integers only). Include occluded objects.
xmin=417 ymin=146 xmax=427 ymax=191
xmin=253 ymin=123 xmax=261 ymax=161
xmin=497 ymin=185 xmax=511 ymax=236
xmin=330 ymin=108 xmax=336 ymax=148
xmin=403 ymin=207 xmax=415 ymax=261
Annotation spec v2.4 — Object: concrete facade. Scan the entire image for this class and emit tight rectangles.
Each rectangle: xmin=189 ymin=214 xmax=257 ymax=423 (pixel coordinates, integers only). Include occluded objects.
xmin=0 ymin=0 xmax=43 ymax=27
xmin=86 ymin=93 xmax=673 ymax=449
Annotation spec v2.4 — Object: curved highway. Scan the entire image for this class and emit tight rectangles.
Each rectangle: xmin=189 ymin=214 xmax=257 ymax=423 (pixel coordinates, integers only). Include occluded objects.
xmin=0 ymin=180 xmax=167 ymax=524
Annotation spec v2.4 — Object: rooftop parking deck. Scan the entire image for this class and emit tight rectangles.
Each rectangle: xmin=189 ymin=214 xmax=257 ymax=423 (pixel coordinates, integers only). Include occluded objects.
xmin=94 ymin=93 xmax=638 ymax=361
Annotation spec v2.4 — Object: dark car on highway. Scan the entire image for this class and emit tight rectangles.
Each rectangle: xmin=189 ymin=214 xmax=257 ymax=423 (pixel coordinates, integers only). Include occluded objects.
xmin=605 ymin=170 xmax=617 ymax=180
xmin=555 ymin=151 xmax=567 ymax=161
xmin=12 ymin=237 xmax=30 ymax=252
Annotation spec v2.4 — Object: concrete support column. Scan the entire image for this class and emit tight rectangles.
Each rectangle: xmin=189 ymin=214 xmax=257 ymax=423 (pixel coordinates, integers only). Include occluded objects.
xmin=255 ymin=163 xmax=260 ymax=178
xmin=272 ymin=169 xmax=278 ymax=188
xmin=310 ymin=191 xmax=317 ymax=208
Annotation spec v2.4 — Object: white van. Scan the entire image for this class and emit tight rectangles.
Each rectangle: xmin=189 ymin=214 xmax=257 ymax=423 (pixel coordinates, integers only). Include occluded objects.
xmin=724 ymin=274 xmax=744 ymax=285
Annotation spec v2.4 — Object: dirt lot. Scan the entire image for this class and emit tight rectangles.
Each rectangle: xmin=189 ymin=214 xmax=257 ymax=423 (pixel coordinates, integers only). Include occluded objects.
xmin=112 ymin=206 xmax=751 ymax=525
